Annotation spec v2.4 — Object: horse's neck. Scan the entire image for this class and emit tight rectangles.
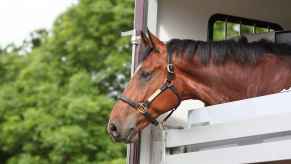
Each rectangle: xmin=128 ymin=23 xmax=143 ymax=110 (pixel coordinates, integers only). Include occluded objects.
xmin=176 ymin=56 xmax=291 ymax=105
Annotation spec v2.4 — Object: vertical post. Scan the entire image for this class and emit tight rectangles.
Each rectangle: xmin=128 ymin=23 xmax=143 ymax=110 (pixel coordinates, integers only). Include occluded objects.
xmin=239 ymin=21 xmax=242 ymax=36
xmin=253 ymin=24 xmax=256 ymax=34
xmin=127 ymin=0 xmax=146 ymax=164
xmin=224 ymin=19 xmax=228 ymax=40
xmin=133 ymin=0 xmax=146 ymax=69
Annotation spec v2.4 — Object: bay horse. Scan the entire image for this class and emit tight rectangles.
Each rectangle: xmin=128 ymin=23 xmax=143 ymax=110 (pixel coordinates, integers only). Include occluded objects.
xmin=107 ymin=31 xmax=291 ymax=143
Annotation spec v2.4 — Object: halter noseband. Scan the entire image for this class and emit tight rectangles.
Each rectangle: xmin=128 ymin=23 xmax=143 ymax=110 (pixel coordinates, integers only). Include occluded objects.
xmin=118 ymin=46 xmax=181 ymax=126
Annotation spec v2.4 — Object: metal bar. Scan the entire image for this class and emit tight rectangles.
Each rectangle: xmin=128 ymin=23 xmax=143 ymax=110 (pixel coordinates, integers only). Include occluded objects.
xmin=167 ymin=113 xmax=291 ymax=148
xmin=130 ymin=29 xmax=138 ymax=75
xmin=177 ymin=92 xmax=291 ymax=148
xmin=239 ymin=21 xmax=241 ymax=36
xmin=166 ymin=139 xmax=291 ymax=164
xmin=224 ymin=19 xmax=228 ymax=40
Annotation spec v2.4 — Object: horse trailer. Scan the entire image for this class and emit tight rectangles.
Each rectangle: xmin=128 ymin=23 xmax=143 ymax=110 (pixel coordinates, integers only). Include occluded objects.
xmin=126 ymin=0 xmax=291 ymax=163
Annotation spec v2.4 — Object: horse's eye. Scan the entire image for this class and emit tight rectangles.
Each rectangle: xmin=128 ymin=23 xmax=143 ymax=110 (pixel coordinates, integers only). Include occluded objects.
xmin=140 ymin=71 xmax=152 ymax=81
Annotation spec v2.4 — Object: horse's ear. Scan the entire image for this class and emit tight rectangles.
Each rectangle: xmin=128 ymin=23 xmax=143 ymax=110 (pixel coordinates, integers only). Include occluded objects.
xmin=140 ymin=31 xmax=150 ymax=46
xmin=146 ymin=29 xmax=164 ymax=48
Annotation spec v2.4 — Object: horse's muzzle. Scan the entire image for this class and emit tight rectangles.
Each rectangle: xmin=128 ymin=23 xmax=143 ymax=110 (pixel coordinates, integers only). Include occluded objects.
xmin=107 ymin=119 xmax=138 ymax=143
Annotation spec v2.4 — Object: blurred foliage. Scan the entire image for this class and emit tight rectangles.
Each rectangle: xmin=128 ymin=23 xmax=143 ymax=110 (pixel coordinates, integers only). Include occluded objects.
xmin=0 ymin=0 xmax=133 ymax=163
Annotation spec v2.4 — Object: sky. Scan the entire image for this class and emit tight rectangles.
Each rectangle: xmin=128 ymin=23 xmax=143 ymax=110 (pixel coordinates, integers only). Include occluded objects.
xmin=0 ymin=0 xmax=77 ymax=46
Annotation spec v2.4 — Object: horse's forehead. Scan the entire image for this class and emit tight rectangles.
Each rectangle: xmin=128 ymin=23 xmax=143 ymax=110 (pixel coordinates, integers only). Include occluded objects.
xmin=133 ymin=53 xmax=163 ymax=75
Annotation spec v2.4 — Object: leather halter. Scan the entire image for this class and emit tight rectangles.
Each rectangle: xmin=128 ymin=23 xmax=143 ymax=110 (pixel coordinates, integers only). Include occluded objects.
xmin=118 ymin=46 xmax=181 ymax=126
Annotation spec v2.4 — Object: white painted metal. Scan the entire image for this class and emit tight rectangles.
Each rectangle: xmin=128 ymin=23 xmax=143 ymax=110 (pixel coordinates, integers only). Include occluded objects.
xmin=188 ymin=91 xmax=291 ymax=126
xmin=162 ymin=92 xmax=291 ymax=164
xmin=139 ymin=126 xmax=152 ymax=164
xmin=166 ymin=112 xmax=291 ymax=148
xmin=157 ymin=0 xmax=291 ymax=41
xmin=147 ymin=0 xmax=158 ymax=34
xmin=160 ymin=100 xmax=204 ymax=129
xmin=121 ymin=30 xmax=134 ymax=37
xmin=165 ymin=139 xmax=291 ymax=164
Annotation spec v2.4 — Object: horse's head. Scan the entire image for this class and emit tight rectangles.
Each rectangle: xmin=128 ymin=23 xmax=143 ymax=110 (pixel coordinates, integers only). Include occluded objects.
xmin=107 ymin=31 xmax=181 ymax=143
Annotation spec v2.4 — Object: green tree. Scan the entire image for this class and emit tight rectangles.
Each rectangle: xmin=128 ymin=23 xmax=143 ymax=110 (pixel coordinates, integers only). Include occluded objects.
xmin=0 ymin=0 xmax=133 ymax=163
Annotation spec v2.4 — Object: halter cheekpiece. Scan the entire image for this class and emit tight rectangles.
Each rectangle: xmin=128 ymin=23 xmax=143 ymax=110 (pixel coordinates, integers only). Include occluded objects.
xmin=118 ymin=44 xmax=181 ymax=126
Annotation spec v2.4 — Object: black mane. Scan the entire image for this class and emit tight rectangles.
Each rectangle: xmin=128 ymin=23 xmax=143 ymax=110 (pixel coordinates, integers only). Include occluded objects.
xmin=166 ymin=37 xmax=291 ymax=64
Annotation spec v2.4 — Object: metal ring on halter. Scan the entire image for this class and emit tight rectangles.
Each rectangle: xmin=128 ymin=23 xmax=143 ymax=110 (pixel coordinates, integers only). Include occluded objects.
xmin=167 ymin=64 xmax=174 ymax=74
xmin=136 ymin=103 xmax=146 ymax=114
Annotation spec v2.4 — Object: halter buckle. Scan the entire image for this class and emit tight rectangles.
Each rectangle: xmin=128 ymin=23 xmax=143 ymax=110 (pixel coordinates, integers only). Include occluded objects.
xmin=167 ymin=64 xmax=174 ymax=74
xmin=137 ymin=103 xmax=146 ymax=114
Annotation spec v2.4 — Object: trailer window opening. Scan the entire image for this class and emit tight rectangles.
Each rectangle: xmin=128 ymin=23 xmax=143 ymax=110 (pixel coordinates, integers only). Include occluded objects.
xmin=208 ymin=14 xmax=283 ymax=41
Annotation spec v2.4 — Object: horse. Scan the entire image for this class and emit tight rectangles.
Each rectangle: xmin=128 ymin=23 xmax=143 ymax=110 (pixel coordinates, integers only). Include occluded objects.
xmin=107 ymin=30 xmax=291 ymax=143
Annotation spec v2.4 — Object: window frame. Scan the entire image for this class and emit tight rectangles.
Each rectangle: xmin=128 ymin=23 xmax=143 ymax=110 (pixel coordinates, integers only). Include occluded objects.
xmin=208 ymin=13 xmax=284 ymax=41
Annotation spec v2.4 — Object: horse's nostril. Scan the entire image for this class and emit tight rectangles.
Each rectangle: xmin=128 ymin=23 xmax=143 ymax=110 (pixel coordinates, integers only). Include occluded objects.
xmin=109 ymin=122 xmax=119 ymax=138
xmin=128 ymin=125 xmax=135 ymax=133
